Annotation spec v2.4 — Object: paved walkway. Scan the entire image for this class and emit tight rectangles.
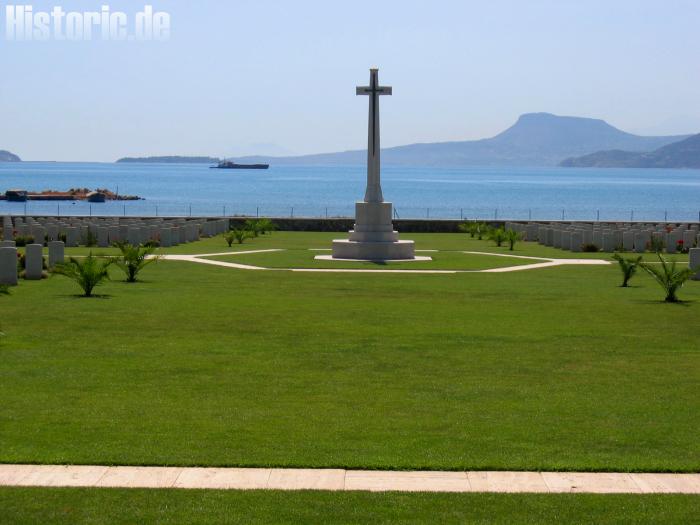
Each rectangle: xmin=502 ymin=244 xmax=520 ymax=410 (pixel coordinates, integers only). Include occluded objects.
xmin=1 ymin=465 xmax=698 ymax=493
xmin=158 ymin=249 xmax=611 ymax=274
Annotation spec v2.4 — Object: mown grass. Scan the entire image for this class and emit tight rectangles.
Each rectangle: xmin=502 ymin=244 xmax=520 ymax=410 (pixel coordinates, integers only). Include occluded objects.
xmin=203 ymin=249 xmax=537 ymax=270
xmin=1 ymin=488 xmax=698 ymax=525
xmin=1 ymin=233 xmax=698 ymax=472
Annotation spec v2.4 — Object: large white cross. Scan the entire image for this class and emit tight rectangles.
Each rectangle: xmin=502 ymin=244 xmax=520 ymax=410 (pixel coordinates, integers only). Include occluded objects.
xmin=356 ymin=68 xmax=392 ymax=203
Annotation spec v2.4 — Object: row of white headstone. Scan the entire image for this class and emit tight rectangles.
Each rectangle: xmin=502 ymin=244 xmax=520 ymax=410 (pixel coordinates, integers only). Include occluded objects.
xmin=506 ymin=221 xmax=700 ymax=280
xmin=0 ymin=216 xmax=229 ymax=286
xmin=506 ymin=221 xmax=700 ymax=254
xmin=2 ymin=216 xmax=228 ymax=248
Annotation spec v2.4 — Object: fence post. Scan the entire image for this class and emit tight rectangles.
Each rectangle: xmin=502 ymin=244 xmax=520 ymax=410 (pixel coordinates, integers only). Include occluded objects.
xmin=156 ymin=206 xmax=158 ymax=217
xmin=664 ymin=210 xmax=668 ymax=222
xmin=630 ymin=210 xmax=634 ymax=222
xmin=223 ymin=205 xmax=226 ymax=217
xmin=89 ymin=204 xmax=92 ymax=217
xmin=561 ymin=209 xmax=565 ymax=221
xmin=291 ymin=207 xmax=294 ymax=218
xmin=596 ymin=210 xmax=600 ymax=222
xmin=189 ymin=204 xmax=192 ymax=217
xmin=57 ymin=204 xmax=60 ymax=217
xmin=427 ymin=208 xmax=429 ymax=219
xmin=123 ymin=204 xmax=126 ymax=217
xmin=494 ymin=208 xmax=498 ymax=220
xmin=460 ymin=208 xmax=463 ymax=220
xmin=325 ymin=207 xmax=328 ymax=219
xmin=256 ymin=207 xmax=259 ymax=218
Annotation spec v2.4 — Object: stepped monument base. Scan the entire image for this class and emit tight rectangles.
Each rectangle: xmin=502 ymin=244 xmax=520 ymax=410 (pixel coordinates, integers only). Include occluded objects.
xmin=331 ymin=201 xmax=416 ymax=260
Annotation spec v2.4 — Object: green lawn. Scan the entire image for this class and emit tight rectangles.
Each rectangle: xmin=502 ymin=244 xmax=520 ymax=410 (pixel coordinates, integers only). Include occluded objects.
xmin=203 ymin=249 xmax=538 ymax=270
xmin=1 ymin=232 xmax=699 ymax=472
xmin=1 ymin=488 xmax=698 ymax=525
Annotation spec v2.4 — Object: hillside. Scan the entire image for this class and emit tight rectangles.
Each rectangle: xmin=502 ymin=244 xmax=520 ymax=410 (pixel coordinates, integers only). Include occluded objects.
xmin=234 ymin=113 xmax=689 ymax=167
xmin=117 ymin=156 xmax=219 ymax=164
xmin=560 ymin=133 xmax=700 ymax=169
xmin=0 ymin=150 xmax=21 ymax=162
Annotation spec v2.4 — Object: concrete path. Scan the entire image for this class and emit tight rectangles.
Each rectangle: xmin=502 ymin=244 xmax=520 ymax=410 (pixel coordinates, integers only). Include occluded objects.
xmin=0 ymin=465 xmax=698 ymax=493
xmin=158 ymin=249 xmax=611 ymax=274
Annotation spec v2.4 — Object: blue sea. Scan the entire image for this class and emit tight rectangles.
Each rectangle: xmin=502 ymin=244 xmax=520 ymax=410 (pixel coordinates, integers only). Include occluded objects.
xmin=1 ymin=162 xmax=699 ymax=222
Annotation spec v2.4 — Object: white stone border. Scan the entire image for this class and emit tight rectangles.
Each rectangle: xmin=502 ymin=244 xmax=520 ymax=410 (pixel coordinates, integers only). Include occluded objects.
xmin=0 ymin=464 xmax=697 ymax=493
xmin=155 ymin=249 xmax=611 ymax=274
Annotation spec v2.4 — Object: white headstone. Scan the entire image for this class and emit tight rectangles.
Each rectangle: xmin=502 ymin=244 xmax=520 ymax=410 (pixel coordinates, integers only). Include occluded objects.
xmin=48 ymin=241 xmax=65 ymax=268
xmin=24 ymin=244 xmax=43 ymax=280
xmin=690 ymin=248 xmax=700 ymax=281
xmin=0 ymin=246 xmax=18 ymax=285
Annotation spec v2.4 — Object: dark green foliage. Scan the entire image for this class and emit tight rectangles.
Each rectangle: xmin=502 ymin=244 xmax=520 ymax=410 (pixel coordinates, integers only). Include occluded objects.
xmin=640 ymin=253 xmax=696 ymax=302
xmin=612 ymin=253 xmax=642 ymax=287
xmin=113 ymin=242 xmax=159 ymax=283
xmin=487 ymin=227 xmax=507 ymax=247
xmin=648 ymin=235 xmax=664 ymax=253
xmin=53 ymin=253 xmax=112 ymax=297
xmin=84 ymin=229 xmax=98 ymax=248
xmin=504 ymin=229 xmax=522 ymax=251
xmin=244 ymin=218 xmax=277 ymax=237
xmin=14 ymin=235 xmax=34 ymax=247
xmin=224 ymin=229 xmax=253 ymax=246
xmin=582 ymin=243 xmax=600 ymax=252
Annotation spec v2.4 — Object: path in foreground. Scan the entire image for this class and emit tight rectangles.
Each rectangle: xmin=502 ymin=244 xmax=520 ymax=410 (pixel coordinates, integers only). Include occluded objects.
xmin=2 ymin=465 xmax=698 ymax=494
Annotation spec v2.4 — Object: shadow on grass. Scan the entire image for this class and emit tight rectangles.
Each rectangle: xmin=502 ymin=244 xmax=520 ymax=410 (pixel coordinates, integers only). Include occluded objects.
xmin=636 ymin=299 xmax=695 ymax=307
xmin=61 ymin=294 xmax=113 ymax=300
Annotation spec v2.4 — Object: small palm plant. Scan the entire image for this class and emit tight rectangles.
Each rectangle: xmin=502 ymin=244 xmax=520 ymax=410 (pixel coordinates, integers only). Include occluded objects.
xmin=488 ymin=227 xmax=507 ymax=247
xmin=53 ymin=253 xmax=112 ymax=297
xmin=113 ymin=242 xmax=159 ymax=283
xmin=458 ymin=222 xmax=477 ymax=238
xmin=640 ymin=253 xmax=696 ymax=303
xmin=504 ymin=229 xmax=522 ymax=251
xmin=225 ymin=228 xmax=252 ymax=246
xmin=255 ymin=218 xmax=277 ymax=235
xmin=612 ymin=253 xmax=643 ymax=287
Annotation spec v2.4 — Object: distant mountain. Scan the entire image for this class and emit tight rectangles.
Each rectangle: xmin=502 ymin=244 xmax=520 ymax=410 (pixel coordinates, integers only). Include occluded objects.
xmin=0 ymin=150 xmax=21 ymax=162
xmin=560 ymin=133 xmax=700 ymax=168
xmin=235 ymin=113 xmax=689 ymax=168
xmin=117 ymin=156 xmax=219 ymax=164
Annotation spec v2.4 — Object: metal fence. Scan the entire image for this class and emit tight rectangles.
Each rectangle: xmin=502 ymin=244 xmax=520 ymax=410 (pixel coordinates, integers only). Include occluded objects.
xmin=2 ymin=201 xmax=700 ymax=223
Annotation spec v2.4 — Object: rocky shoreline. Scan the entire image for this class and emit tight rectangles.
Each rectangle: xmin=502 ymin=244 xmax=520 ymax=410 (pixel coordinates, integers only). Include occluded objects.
xmin=2 ymin=188 xmax=142 ymax=202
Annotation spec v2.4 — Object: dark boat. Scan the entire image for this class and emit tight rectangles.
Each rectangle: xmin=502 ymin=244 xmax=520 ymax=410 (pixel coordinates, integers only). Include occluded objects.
xmin=86 ymin=191 xmax=106 ymax=203
xmin=5 ymin=189 xmax=28 ymax=202
xmin=210 ymin=160 xmax=269 ymax=170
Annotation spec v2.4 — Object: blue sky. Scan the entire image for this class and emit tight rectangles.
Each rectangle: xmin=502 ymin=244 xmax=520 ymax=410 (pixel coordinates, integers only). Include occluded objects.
xmin=1 ymin=0 xmax=699 ymax=161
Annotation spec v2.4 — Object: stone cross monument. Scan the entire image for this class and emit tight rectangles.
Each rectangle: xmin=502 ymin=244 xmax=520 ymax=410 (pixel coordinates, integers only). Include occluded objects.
xmin=356 ymin=69 xmax=391 ymax=203
xmin=330 ymin=68 xmax=416 ymax=261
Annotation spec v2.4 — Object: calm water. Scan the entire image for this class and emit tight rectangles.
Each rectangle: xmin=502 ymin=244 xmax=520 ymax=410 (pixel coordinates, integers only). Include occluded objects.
xmin=1 ymin=162 xmax=699 ymax=222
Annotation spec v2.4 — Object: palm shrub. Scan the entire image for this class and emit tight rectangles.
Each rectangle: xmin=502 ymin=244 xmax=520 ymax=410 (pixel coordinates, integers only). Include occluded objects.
xmin=612 ymin=253 xmax=642 ymax=287
xmin=640 ymin=253 xmax=696 ymax=303
xmin=488 ymin=227 xmax=507 ymax=247
xmin=458 ymin=222 xmax=477 ymax=238
xmin=225 ymin=228 xmax=252 ymax=246
xmin=113 ymin=241 xmax=159 ymax=282
xmin=255 ymin=218 xmax=277 ymax=235
xmin=504 ymin=229 xmax=522 ymax=251
xmin=53 ymin=253 xmax=112 ymax=297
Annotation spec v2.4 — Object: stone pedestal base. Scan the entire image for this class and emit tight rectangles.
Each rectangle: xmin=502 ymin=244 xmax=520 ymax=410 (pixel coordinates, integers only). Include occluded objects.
xmin=331 ymin=201 xmax=415 ymax=260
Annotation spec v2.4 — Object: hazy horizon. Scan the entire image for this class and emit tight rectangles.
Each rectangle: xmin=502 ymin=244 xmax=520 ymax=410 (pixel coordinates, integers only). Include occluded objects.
xmin=2 ymin=0 xmax=699 ymax=162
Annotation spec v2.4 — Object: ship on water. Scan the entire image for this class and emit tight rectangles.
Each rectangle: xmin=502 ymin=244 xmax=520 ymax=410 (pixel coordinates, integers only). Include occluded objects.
xmin=210 ymin=160 xmax=269 ymax=170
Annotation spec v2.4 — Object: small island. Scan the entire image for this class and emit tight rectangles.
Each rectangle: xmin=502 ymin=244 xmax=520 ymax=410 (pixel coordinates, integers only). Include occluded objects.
xmin=2 ymin=188 xmax=141 ymax=202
